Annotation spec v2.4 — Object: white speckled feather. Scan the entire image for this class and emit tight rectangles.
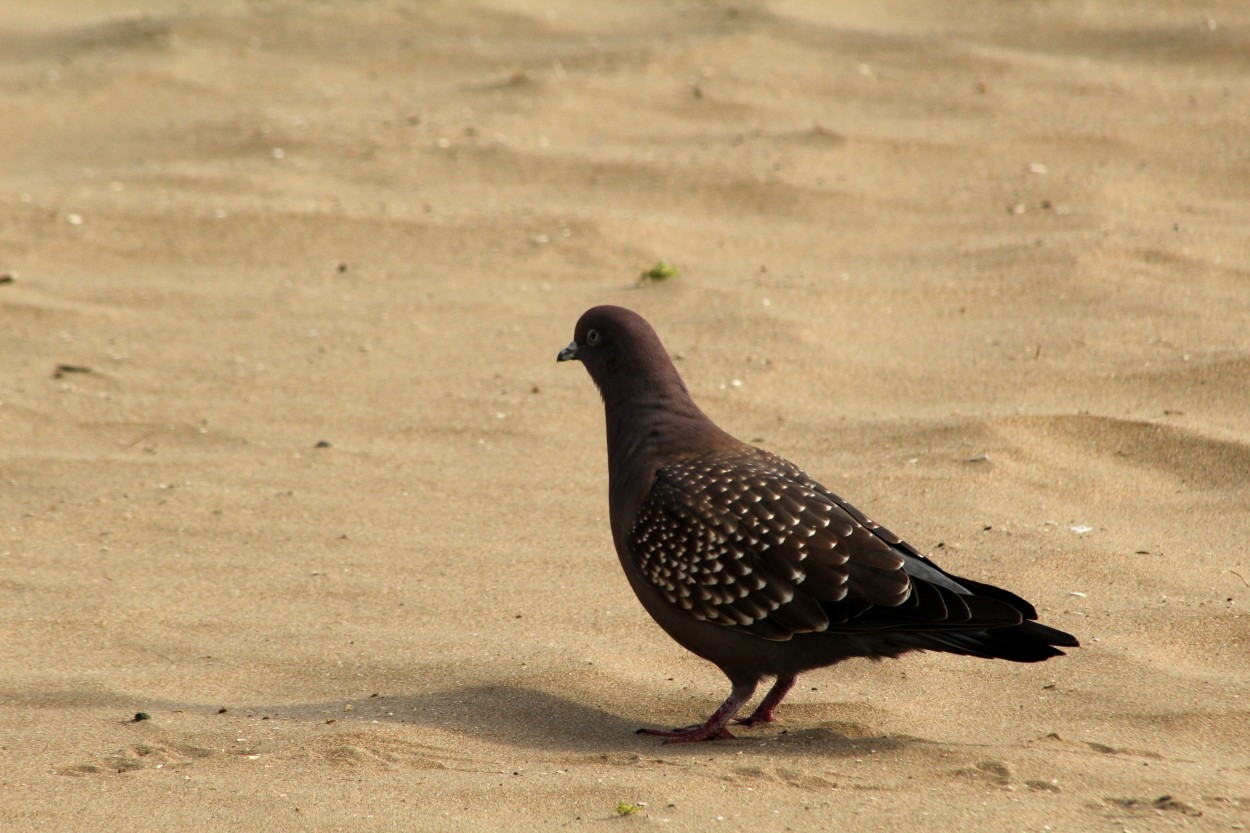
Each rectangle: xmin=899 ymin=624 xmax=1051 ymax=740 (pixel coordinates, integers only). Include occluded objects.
xmin=628 ymin=448 xmax=913 ymax=639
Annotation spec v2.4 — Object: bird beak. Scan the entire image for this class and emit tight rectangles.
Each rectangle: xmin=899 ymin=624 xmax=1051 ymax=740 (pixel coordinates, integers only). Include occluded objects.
xmin=557 ymin=341 xmax=580 ymax=362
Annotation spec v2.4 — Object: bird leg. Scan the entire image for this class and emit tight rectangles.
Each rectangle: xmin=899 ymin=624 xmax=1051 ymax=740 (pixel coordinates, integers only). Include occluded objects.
xmin=637 ymin=680 xmax=756 ymax=743
xmin=733 ymin=673 xmax=796 ymax=726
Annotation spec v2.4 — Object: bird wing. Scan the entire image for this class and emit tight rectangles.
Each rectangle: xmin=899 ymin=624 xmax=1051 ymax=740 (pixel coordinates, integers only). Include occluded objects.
xmin=627 ymin=449 xmax=1023 ymax=641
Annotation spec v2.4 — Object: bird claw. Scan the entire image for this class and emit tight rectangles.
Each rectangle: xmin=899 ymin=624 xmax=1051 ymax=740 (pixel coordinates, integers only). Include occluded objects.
xmin=636 ymin=724 xmax=738 ymax=743
xmin=732 ymin=707 xmax=779 ymax=727
xmin=731 ymin=714 xmax=775 ymax=728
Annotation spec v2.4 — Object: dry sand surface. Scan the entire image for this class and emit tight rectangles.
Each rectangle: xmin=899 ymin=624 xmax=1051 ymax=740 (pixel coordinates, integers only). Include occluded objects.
xmin=2 ymin=1 xmax=1248 ymax=830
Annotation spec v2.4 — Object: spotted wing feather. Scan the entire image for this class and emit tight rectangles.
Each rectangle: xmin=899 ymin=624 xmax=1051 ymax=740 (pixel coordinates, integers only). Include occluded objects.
xmin=628 ymin=451 xmax=903 ymax=640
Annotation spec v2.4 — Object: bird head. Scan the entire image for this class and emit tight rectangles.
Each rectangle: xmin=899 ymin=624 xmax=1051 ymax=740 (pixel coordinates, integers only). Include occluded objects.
xmin=557 ymin=305 xmax=675 ymax=392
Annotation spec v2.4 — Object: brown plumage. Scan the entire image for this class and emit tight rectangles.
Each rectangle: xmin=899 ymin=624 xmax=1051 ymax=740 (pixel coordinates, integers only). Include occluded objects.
xmin=558 ymin=305 xmax=1078 ymax=743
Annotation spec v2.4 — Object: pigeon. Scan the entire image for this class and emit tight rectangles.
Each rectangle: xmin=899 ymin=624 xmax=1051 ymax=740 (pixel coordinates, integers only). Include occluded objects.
xmin=558 ymin=305 xmax=1078 ymax=742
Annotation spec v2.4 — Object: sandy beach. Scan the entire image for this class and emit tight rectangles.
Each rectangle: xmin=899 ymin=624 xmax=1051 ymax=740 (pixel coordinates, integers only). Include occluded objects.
xmin=2 ymin=1 xmax=1248 ymax=829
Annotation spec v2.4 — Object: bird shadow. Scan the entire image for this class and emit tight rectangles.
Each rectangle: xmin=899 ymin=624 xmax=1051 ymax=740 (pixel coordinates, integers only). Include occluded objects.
xmin=7 ymin=682 xmax=934 ymax=758
xmin=308 ymin=685 xmax=929 ymax=758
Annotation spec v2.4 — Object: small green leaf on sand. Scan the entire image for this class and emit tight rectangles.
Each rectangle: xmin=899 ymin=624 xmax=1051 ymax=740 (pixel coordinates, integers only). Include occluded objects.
xmin=616 ymin=802 xmax=644 ymax=816
xmin=639 ymin=261 xmax=678 ymax=283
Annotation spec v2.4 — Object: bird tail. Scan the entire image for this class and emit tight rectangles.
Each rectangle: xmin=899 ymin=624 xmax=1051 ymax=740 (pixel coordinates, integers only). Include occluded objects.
xmin=917 ymin=620 xmax=1080 ymax=663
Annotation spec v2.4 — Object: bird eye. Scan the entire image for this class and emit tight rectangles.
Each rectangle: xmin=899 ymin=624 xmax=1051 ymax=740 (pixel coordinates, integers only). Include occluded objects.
xmin=586 ymin=329 xmax=601 ymax=346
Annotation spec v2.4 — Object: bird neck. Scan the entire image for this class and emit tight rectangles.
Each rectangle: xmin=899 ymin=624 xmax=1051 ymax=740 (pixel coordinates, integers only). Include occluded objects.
xmin=600 ymin=369 xmax=734 ymax=510
xmin=605 ymin=390 xmax=712 ymax=459
xmin=595 ymin=357 xmax=742 ymax=545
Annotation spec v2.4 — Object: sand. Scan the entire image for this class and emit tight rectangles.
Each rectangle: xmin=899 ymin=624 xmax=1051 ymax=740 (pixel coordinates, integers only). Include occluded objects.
xmin=2 ymin=1 xmax=1248 ymax=830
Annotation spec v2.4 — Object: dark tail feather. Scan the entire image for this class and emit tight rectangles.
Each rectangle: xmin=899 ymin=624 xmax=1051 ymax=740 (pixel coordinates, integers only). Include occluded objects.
xmin=920 ymin=620 xmax=1079 ymax=663
xmin=1024 ymin=620 xmax=1080 ymax=648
